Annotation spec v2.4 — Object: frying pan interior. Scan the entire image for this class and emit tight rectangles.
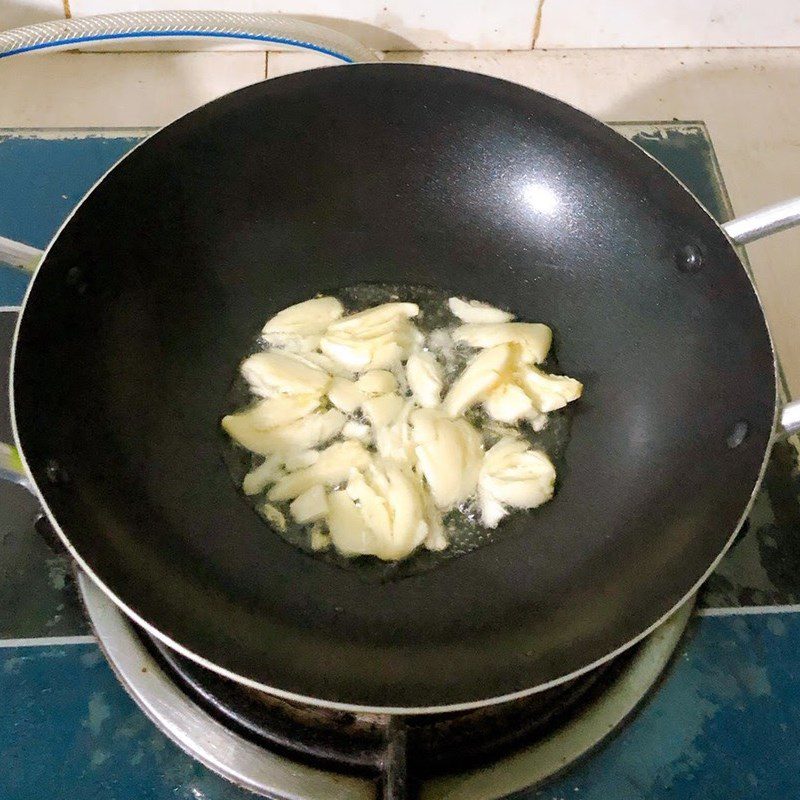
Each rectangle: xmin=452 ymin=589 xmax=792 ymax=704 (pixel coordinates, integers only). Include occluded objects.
xmin=12 ymin=64 xmax=775 ymax=710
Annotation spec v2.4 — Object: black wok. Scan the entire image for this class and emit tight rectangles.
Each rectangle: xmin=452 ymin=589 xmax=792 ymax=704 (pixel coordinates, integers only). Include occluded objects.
xmin=6 ymin=64 xmax=799 ymax=712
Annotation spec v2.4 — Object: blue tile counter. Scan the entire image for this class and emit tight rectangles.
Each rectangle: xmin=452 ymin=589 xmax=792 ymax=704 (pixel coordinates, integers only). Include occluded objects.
xmin=1 ymin=125 xmax=799 ymax=799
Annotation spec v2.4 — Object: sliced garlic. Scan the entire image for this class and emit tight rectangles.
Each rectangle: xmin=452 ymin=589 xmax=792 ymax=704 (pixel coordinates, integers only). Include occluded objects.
xmin=369 ymin=339 xmax=408 ymax=370
xmin=342 ymin=419 xmax=372 ymax=443
xmin=453 ymin=322 xmax=552 ymax=364
xmin=326 ymin=491 xmax=382 ymax=557
xmin=517 ymin=365 xmax=583 ymax=412
xmin=478 ymin=437 xmax=556 ymax=528
xmin=346 ymin=470 xmax=393 ymax=541
xmin=478 ymin=494 xmax=508 ymax=529
xmin=411 ymin=409 xmax=483 ymax=509
xmin=268 ymin=440 xmax=370 ymax=500
xmin=374 ymin=400 xmax=416 ymax=465
xmin=310 ymin=523 xmax=331 ymax=551
xmin=321 ymin=304 xmax=420 ymax=374
xmin=448 ymin=297 xmax=515 ymax=324
xmin=262 ymin=503 xmax=287 ymax=532
xmin=320 ymin=329 xmax=415 ymax=373
xmin=242 ymin=454 xmax=284 ymax=496
xmin=223 ymin=408 xmax=344 ymax=456
xmin=260 ymin=331 xmax=321 ymax=352
xmin=442 ymin=344 xmax=512 ymax=417
xmin=327 ymin=302 xmax=419 ymax=334
xmin=362 ymin=393 xmax=405 ymax=430
xmin=260 ymin=297 xmax=343 ymax=353
xmin=424 ymin=522 xmax=447 ymax=551
xmin=299 ymin=350 xmax=354 ymax=379
xmin=274 ymin=411 xmax=343 ymax=451
xmin=483 ymin=382 xmax=534 ymax=424
xmin=356 ymin=370 xmax=397 ymax=396
xmin=529 ymin=413 xmax=548 ymax=432
xmin=406 ymin=350 xmax=443 ymax=408
xmin=327 ymin=377 xmax=363 ymax=414
xmin=240 ymin=351 xmax=331 ymax=397
xmin=290 ymin=485 xmax=329 ymax=524
xmin=382 ymin=460 xmax=428 ymax=558
xmin=225 ymin=395 xmax=320 ymax=432
xmin=283 ymin=449 xmax=319 ymax=471
xmin=328 ymin=459 xmax=428 ymax=560
xmin=262 ymin=296 xmax=343 ymax=335
xmin=421 ymin=490 xmax=447 ymax=551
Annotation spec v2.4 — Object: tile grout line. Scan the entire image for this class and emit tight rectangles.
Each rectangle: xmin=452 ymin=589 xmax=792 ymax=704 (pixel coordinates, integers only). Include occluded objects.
xmin=531 ymin=0 xmax=547 ymax=49
xmin=696 ymin=603 xmax=800 ymax=617
xmin=0 ymin=635 xmax=96 ymax=648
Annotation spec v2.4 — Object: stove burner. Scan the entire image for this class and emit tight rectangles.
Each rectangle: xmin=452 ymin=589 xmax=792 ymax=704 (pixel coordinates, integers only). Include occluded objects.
xmin=80 ymin=572 xmax=693 ymax=800
xmin=149 ymin=633 xmax=634 ymax=780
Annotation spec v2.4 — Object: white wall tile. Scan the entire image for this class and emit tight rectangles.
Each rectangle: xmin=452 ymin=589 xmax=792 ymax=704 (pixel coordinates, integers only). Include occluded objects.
xmin=1 ymin=0 xmax=65 ymax=29
xmin=67 ymin=0 xmax=537 ymax=51
xmin=0 ymin=52 xmax=266 ymax=127
xmin=267 ymin=50 xmax=338 ymax=77
xmin=536 ymin=0 xmax=800 ymax=48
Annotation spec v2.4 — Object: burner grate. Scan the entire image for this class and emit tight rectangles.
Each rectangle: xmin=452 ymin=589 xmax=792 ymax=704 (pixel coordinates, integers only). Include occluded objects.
xmin=147 ymin=632 xmax=637 ymax=798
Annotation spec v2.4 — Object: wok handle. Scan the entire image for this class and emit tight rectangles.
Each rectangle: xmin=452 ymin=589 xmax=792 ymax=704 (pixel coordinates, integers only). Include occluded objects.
xmin=0 ymin=236 xmax=43 ymax=271
xmin=721 ymin=196 xmax=800 ymax=245
xmin=720 ymin=201 xmax=800 ymax=434
xmin=0 ymin=308 xmax=35 ymax=493
xmin=780 ymin=403 xmax=800 ymax=437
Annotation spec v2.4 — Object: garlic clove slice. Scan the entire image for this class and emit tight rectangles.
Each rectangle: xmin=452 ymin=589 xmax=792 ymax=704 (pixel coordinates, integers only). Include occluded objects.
xmin=241 ymin=351 xmax=331 ymax=397
xmin=310 ymin=523 xmax=331 ymax=551
xmin=413 ymin=412 xmax=483 ymax=510
xmin=346 ymin=470 xmax=393 ymax=541
xmin=282 ymin=449 xmax=319 ymax=471
xmin=477 ymin=491 xmax=508 ymax=529
xmin=448 ymin=297 xmax=515 ymax=324
xmin=362 ymin=393 xmax=405 ymax=430
xmin=384 ymin=461 xmax=428 ymax=558
xmin=453 ymin=418 xmax=483 ymax=501
xmin=453 ymin=322 xmax=552 ymax=364
xmin=406 ymin=350 xmax=443 ymax=408
xmin=268 ymin=440 xmax=370 ymax=500
xmin=342 ymin=420 xmax=372 ymax=443
xmin=224 ymin=408 xmax=344 ymax=456
xmin=369 ymin=340 xmax=407 ymax=370
xmin=327 ymin=302 xmax=419 ymax=334
xmin=260 ymin=331 xmax=321 ymax=353
xmin=289 ymin=484 xmax=329 ymax=524
xmin=479 ymin=437 xmax=556 ymax=516
xmin=356 ymin=370 xmax=398 ymax=396
xmin=242 ymin=454 xmax=284 ymax=495
xmin=261 ymin=503 xmax=287 ymax=531
xmin=299 ymin=350 xmax=354 ymax=379
xmin=409 ymin=407 xmax=439 ymax=445
xmin=483 ymin=382 xmax=533 ymax=424
xmin=327 ymin=377 xmax=364 ymax=414
xmin=442 ymin=344 xmax=512 ymax=417
xmin=262 ymin=296 xmax=343 ymax=335
xmin=517 ymin=365 xmax=583 ymax=412
xmin=326 ymin=491 xmax=381 ymax=557
xmin=319 ymin=334 xmax=373 ymax=372
xmin=228 ymin=395 xmax=320 ymax=431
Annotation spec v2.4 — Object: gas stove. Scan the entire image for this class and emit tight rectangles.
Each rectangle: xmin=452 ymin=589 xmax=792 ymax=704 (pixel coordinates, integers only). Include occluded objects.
xmin=2 ymin=122 xmax=800 ymax=800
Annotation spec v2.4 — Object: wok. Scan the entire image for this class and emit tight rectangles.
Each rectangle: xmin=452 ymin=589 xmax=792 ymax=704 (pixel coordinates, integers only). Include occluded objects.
xmin=3 ymin=41 xmax=800 ymax=712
